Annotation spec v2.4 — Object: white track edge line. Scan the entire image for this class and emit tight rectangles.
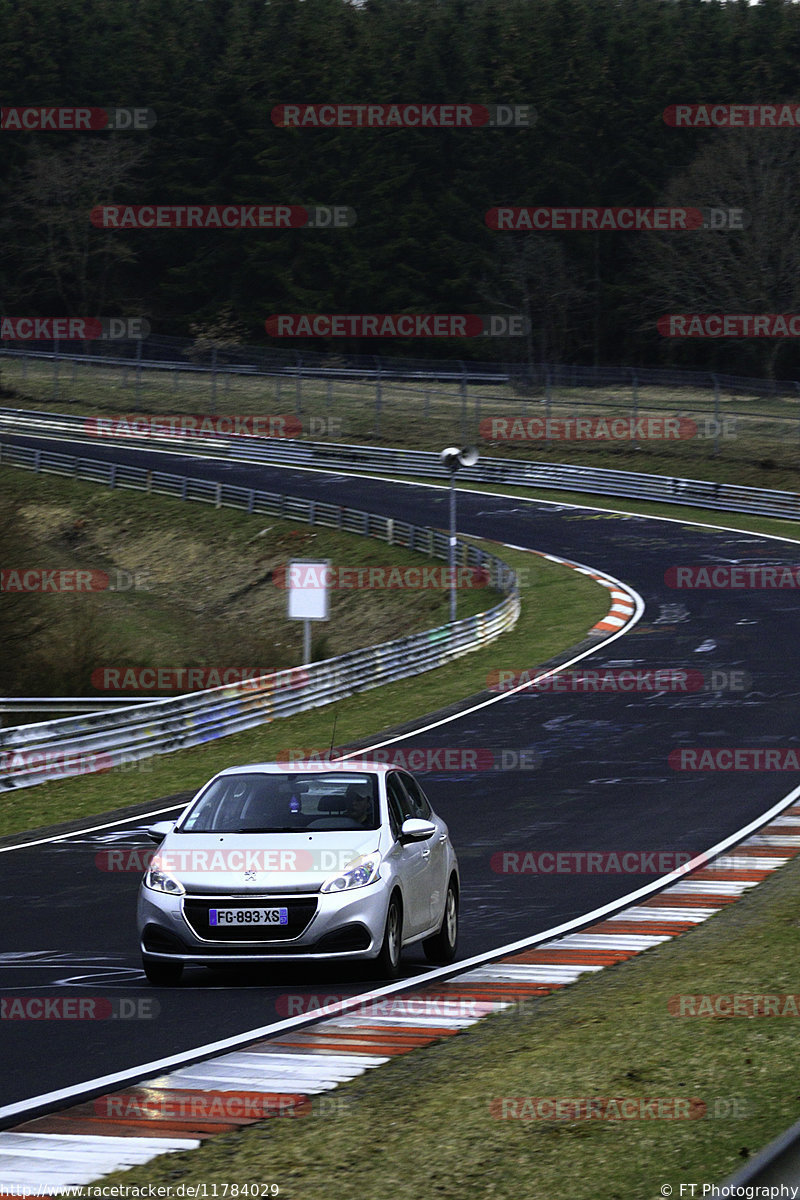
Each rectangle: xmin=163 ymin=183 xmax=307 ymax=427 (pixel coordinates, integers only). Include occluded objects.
xmin=3 ymin=778 xmax=800 ymax=1124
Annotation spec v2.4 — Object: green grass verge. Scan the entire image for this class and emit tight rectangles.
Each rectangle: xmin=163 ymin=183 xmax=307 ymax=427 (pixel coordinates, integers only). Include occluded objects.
xmin=93 ymin=824 xmax=800 ymax=1198
xmin=0 ymin=463 xmax=494 ymax=679
xmin=0 ymin=490 xmax=608 ymax=839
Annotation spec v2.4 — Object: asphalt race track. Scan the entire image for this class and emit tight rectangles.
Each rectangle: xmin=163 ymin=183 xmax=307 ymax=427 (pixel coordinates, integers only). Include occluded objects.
xmin=2 ymin=435 xmax=797 ymax=1113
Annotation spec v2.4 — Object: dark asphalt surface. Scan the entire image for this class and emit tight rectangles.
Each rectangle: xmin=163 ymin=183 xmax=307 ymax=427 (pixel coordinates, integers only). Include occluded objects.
xmin=1 ymin=435 xmax=797 ymax=1114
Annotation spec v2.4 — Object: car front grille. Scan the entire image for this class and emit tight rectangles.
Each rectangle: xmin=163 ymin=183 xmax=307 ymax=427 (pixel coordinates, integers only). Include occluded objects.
xmin=183 ymin=894 xmax=318 ymax=942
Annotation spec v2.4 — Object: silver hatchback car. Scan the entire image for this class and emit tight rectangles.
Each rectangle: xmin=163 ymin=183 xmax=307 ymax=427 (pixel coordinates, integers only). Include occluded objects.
xmin=137 ymin=761 xmax=459 ymax=985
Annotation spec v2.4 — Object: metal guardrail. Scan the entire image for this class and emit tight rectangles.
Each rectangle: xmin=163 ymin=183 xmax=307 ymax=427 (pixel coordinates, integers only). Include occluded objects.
xmin=2 ymin=406 xmax=800 ymax=521
xmin=0 ymin=441 xmax=519 ymax=792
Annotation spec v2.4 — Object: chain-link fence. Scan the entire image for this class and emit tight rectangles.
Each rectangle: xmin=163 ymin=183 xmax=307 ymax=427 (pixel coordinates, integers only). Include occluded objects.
xmin=2 ymin=336 xmax=800 ymax=471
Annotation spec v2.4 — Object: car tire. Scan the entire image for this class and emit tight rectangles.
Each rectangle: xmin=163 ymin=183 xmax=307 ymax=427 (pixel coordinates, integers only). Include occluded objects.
xmin=142 ymin=955 xmax=183 ymax=986
xmin=372 ymin=894 xmax=403 ymax=978
xmin=423 ymin=878 xmax=458 ymax=964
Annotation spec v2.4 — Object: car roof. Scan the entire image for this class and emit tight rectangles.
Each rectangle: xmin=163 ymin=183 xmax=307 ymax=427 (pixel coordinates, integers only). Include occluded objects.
xmin=210 ymin=761 xmax=398 ymax=777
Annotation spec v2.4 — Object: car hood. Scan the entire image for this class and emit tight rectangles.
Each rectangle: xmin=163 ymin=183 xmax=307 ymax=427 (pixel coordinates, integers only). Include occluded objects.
xmin=151 ymin=830 xmax=381 ymax=893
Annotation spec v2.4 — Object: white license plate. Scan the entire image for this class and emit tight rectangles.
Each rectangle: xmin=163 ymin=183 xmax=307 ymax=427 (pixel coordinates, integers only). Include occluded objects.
xmin=209 ymin=907 xmax=288 ymax=927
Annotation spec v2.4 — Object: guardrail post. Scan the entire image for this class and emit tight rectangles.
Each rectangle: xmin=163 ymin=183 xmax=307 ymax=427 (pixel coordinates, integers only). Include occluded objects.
xmin=53 ymin=338 xmax=60 ymax=401
xmin=211 ymin=346 xmax=218 ymax=414
xmin=247 ymin=489 xmax=255 ymax=513
xmin=375 ymin=357 xmax=382 ymax=437
xmin=544 ymin=367 xmax=552 ymax=443
xmin=135 ymin=337 xmax=143 ymax=410
xmin=631 ymin=371 xmax=639 ymax=449
xmin=110 ymin=464 xmax=117 ymax=489
xmin=460 ymin=364 xmax=467 ymax=443
xmin=215 ymin=482 xmax=222 ymax=509
xmin=295 ymin=353 xmax=302 ymax=415
xmin=712 ymin=373 xmax=721 ymax=458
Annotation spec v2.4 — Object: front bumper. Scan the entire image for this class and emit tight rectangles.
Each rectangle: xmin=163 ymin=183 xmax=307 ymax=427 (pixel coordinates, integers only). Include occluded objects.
xmin=138 ymin=881 xmax=389 ymax=964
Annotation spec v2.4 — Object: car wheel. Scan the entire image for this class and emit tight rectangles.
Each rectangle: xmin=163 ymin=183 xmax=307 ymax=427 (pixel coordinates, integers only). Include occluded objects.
xmin=423 ymin=878 xmax=458 ymax=964
xmin=142 ymin=955 xmax=183 ymax=986
xmin=373 ymin=894 xmax=403 ymax=978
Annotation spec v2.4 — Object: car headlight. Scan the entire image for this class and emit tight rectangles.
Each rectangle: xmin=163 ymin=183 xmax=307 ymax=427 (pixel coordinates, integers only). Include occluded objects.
xmin=320 ymin=852 xmax=381 ymax=894
xmin=144 ymin=864 xmax=186 ymax=896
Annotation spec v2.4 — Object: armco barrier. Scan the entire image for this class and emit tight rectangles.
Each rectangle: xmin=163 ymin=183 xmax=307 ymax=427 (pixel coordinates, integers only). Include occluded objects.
xmin=0 ymin=441 xmax=519 ymax=792
xmin=2 ymin=406 xmax=800 ymax=519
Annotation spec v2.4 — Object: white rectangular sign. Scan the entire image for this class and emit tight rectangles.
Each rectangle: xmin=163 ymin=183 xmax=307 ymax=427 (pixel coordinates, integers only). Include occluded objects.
xmin=287 ymin=559 xmax=330 ymax=621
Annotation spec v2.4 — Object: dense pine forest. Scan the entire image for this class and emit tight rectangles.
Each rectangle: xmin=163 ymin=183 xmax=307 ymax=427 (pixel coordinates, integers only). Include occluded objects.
xmin=3 ymin=0 xmax=800 ymax=375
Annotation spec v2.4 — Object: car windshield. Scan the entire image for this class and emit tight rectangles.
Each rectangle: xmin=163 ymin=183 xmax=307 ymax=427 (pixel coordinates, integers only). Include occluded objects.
xmin=179 ymin=772 xmax=380 ymax=833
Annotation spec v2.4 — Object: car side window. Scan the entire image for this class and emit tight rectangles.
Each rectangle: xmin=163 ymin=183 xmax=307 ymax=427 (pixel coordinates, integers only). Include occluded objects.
xmin=386 ymin=774 xmax=410 ymax=840
xmin=399 ymin=772 xmax=432 ymax=820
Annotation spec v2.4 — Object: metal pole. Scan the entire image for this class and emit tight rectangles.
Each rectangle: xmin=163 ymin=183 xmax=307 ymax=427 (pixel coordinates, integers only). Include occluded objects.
xmin=135 ymin=337 xmax=143 ymax=409
xmin=303 ymin=619 xmax=311 ymax=664
xmin=449 ymin=471 xmax=457 ymax=623
xmin=712 ymin=373 xmax=721 ymax=458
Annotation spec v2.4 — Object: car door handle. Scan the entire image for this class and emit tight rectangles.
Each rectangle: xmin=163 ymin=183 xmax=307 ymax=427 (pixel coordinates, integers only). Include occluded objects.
xmin=438 ymin=835 xmax=447 ymax=844
xmin=421 ymin=847 xmax=431 ymax=858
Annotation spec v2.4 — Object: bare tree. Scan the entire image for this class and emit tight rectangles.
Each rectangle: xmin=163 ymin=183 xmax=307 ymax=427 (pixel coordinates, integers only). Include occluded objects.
xmin=0 ymin=141 xmax=145 ymax=315
xmin=635 ymin=130 xmax=800 ymax=378
xmin=482 ymin=234 xmax=588 ymax=382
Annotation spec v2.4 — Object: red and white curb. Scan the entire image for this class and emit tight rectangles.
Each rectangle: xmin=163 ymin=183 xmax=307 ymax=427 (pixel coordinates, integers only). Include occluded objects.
xmin=2 ymin=808 xmax=799 ymax=1190
xmin=531 ymin=551 xmax=638 ymax=634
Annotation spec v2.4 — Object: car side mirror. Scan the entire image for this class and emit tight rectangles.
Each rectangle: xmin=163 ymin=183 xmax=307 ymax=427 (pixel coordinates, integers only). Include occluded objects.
xmin=146 ymin=820 xmax=176 ymax=843
xmin=400 ymin=818 xmax=436 ymax=843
